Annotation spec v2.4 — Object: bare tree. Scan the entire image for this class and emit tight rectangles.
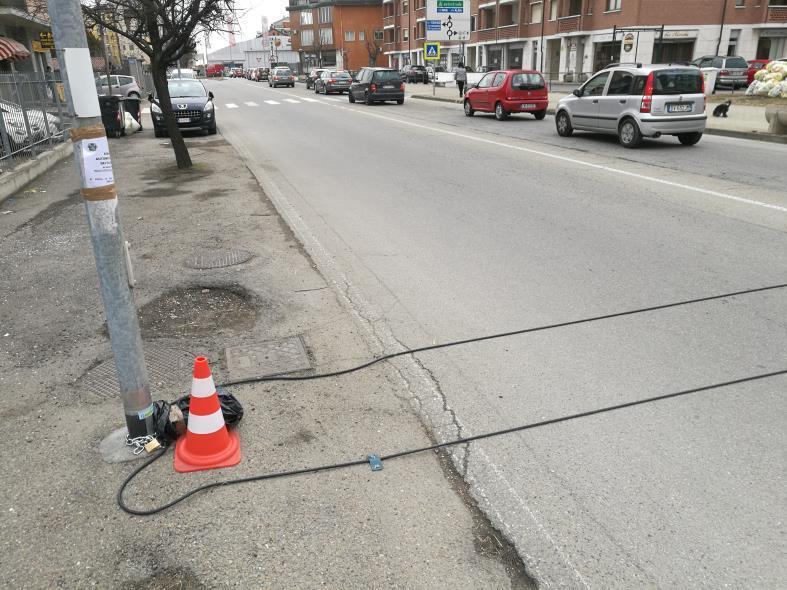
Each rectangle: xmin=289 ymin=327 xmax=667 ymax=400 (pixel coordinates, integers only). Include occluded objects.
xmin=81 ymin=0 xmax=233 ymax=169
xmin=365 ymin=29 xmax=382 ymax=67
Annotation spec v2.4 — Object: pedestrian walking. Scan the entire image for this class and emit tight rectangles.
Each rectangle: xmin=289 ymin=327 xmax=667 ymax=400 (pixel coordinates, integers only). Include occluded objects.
xmin=453 ymin=63 xmax=467 ymax=97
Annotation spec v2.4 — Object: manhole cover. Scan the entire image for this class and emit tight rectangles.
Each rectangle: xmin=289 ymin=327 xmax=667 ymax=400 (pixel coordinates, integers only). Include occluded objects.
xmin=78 ymin=346 xmax=195 ymax=403
xmin=225 ymin=337 xmax=311 ymax=381
xmin=184 ymin=249 xmax=253 ymax=269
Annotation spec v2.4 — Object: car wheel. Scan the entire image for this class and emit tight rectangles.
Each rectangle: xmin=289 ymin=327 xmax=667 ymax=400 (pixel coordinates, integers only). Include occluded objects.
xmin=618 ymin=118 xmax=642 ymax=148
xmin=128 ymin=92 xmax=140 ymax=99
xmin=555 ymin=110 xmax=573 ymax=137
xmin=365 ymin=93 xmax=373 ymax=106
xmin=396 ymin=98 xmax=404 ymax=105
xmin=314 ymin=85 xmax=319 ymax=94
xmin=464 ymin=100 xmax=474 ymax=117
xmin=494 ymin=102 xmax=508 ymax=121
xmin=534 ymin=109 xmax=546 ymax=120
xmin=677 ymin=132 xmax=702 ymax=146
xmin=349 ymin=92 xmax=356 ymax=103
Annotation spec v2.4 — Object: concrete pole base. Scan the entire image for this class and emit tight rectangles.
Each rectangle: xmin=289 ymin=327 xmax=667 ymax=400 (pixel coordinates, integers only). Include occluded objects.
xmin=99 ymin=427 xmax=147 ymax=463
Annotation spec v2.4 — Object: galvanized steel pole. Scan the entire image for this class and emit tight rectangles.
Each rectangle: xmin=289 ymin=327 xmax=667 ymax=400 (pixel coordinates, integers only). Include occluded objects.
xmin=47 ymin=0 xmax=153 ymax=438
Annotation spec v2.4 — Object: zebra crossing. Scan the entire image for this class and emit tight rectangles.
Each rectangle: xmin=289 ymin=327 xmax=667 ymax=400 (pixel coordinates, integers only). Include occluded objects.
xmin=140 ymin=95 xmax=341 ymax=116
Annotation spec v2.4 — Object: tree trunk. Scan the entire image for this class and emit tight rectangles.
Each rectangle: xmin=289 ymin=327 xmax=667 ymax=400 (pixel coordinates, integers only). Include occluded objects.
xmin=150 ymin=61 xmax=192 ymax=169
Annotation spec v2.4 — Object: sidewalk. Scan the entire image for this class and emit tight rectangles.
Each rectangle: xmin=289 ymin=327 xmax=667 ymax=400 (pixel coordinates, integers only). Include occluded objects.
xmin=410 ymin=85 xmax=782 ymax=142
xmin=0 ymin=129 xmax=532 ymax=587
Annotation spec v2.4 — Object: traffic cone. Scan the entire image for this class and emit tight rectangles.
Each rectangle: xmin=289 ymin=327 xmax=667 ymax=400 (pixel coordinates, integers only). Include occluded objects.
xmin=174 ymin=356 xmax=241 ymax=473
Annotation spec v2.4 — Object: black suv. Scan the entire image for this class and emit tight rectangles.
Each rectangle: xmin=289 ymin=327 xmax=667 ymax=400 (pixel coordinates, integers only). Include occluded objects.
xmin=349 ymin=68 xmax=404 ymax=105
xmin=400 ymin=64 xmax=428 ymax=83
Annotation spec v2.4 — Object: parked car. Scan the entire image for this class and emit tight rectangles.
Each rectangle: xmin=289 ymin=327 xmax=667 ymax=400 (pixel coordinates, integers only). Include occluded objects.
xmin=476 ymin=65 xmax=498 ymax=73
xmin=555 ymin=64 xmax=706 ymax=148
xmin=257 ymin=68 xmax=270 ymax=81
xmin=427 ymin=65 xmax=446 ymax=81
xmin=306 ymin=68 xmax=330 ymax=89
xmin=314 ymin=70 xmax=352 ymax=94
xmin=269 ymin=67 xmax=295 ymax=88
xmin=148 ymin=78 xmax=216 ymax=137
xmin=167 ymin=68 xmax=196 ymax=79
xmin=463 ymin=70 xmax=548 ymax=121
xmin=0 ymin=98 xmax=60 ymax=150
xmin=95 ymin=75 xmax=142 ymax=98
xmin=690 ymin=55 xmax=748 ymax=88
xmin=349 ymin=67 xmax=405 ymax=105
xmin=400 ymin=64 xmax=428 ymax=83
xmin=746 ymin=59 xmax=770 ymax=84
xmin=206 ymin=64 xmax=224 ymax=77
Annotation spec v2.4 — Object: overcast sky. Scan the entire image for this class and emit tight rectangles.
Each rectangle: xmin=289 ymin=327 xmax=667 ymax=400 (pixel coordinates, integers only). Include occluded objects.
xmin=198 ymin=0 xmax=290 ymax=57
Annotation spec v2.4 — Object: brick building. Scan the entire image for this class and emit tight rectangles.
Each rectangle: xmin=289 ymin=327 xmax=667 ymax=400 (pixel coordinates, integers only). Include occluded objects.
xmin=288 ymin=0 xmax=385 ymax=73
xmin=462 ymin=0 xmax=787 ymax=80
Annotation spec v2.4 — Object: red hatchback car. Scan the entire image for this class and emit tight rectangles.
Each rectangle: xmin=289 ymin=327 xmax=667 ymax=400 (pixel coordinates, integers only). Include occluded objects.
xmin=464 ymin=70 xmax=548 ymax=121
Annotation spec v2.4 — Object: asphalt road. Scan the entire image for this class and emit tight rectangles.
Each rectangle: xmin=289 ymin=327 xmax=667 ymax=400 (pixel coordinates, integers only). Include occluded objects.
xmin=205 ymin=78 xmax=787 ymax=588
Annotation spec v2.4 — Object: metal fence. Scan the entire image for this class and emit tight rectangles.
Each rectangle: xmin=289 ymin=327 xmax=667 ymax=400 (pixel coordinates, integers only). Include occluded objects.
xmin=0 ymin=70 xmax=72 ymax=172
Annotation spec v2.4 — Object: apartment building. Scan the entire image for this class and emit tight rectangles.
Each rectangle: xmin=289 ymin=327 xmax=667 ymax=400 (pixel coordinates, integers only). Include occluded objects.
xmin=463 ymin=0 xmax=787 ymax=80
xmin=288 ymin=0 xmax=385 ymax=73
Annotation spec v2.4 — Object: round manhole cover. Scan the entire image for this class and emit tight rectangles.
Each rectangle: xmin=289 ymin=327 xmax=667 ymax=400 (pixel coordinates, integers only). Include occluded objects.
xmin=184 ymin=249 xmax=253 ymax=269
xmin=77 ymin=346 xmax=196 ymax=403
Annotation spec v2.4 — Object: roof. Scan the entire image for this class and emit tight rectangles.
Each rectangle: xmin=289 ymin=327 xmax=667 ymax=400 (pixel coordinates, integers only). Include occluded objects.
xmin=287 ymin=0 xmax=382 ymax=11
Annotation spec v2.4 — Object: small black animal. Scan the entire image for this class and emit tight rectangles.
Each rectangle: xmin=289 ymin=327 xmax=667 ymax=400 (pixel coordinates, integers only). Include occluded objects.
xmin=713 ymin=100 xmax=732 ymax=118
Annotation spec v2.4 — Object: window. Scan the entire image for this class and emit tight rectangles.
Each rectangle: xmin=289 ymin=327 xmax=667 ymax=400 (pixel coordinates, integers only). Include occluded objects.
xmin=119 ymin=76 xmax=134 ymax=85
xmin=320 ymin=27 xmax=333 ymax=44
xmin=550 ymin=0 xmax=557 ymax=20
xmin=478 ymin=73 xmax=495 ymax=88
xmin=606 ymin=71 xmax=633 ymax=95
xmin=606 ymin=0 xmax=621 ymax=10
xmin=735 ymin=0 xmax=744 ymax=5
xmin=345 ymin=30 xmax=355 ymax=41
xmin=582 ymin=71 xmax=609 ymax=96
xmin=403 ymin=27 xmax=409 ymax=40
xmin=471 ymin=15 xmax=476 ymax=31
xmin=530 ymin=1 xmax=542 ymax=23
xmin=359 ymin=30 xmax=365 ymax=40
xmin=301 ymin=28 xmax=314 ymax=45
xmin=374 ymin=30 xmax=383 ymax=41
xmin=511 ymin=72 xmax=544 ymax=89
xmin=403 ymin=0 xmax=409 ymax=13
xmin=319 ymin=6 xmax=332 ymax=23
xmin=492 ymin=72 xmax=506 ymax=86
xmin=301 ymin=11 xmax=313 ymax=25
xmin=652 ymin=70 xmax=702 ymax=95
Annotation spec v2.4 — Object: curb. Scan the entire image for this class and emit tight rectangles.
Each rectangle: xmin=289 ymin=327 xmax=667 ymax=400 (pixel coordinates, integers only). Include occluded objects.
xmin=410 ymin=95 xmax=785 ymax=144
xmin=0 ymin=141 xmax=72 ymax=205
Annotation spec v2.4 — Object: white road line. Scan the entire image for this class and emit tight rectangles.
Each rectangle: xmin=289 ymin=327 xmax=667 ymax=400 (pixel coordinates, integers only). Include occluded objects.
xmin=343 ymin=106 xmax=787 ymax=214
xmin=244 ymin=101 xmax=259 ymax=107
xmin=300 ymin=97 xmax=320 ymax=103
xmin=141 ymin=107 xmax=150 ymax=114
xmin=264 ymin=100 xmax=280 ymax=105
xmin=284 ymin=98 xmax=301 ymax=104
xmin=225 ymin=103 xmax=239 ymax=109
xmin=323 ymin=97 xmax=341 ymax=102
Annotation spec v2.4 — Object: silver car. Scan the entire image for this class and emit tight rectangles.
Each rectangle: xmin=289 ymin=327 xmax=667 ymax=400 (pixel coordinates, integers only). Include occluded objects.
xmin=555 ymin=64 xmax=706 ymax=148
xmin=691 ymin=55 xmax=748 ymax=89
xmin=95 ymin=75 xmax=142 ymax=98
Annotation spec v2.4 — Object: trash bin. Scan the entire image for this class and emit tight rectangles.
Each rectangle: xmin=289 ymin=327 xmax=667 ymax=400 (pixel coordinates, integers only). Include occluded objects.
xmin=700 ymin=68 xmax=720 ymax=96
xmin=122 ymin=96 xmax=143 ymax=131
xmin=98 ymin=94 xmax=126 ymax=138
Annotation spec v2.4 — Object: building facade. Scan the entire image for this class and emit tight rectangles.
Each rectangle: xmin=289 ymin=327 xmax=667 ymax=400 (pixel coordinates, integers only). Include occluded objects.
xmin=288 ymin=0 xmax=385 ymax=73
xmin=0 ymin=0 xmax=52 ymax=74
xmin=462 ymin=0 xmax=787 ymax=80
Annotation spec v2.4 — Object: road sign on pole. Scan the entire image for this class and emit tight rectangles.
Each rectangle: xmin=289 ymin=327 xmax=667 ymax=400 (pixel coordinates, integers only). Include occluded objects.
xmin=424 ymin=42 xmax=441 ymax=61
xmin=426 ymin=0 xmax=470 ymax=42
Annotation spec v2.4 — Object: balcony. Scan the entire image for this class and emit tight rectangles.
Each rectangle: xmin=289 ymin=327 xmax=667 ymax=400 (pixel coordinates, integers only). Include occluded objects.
xmin=558 ymin=15 xmax=581 ymax=33
xmin=475 ymin=28 xmax=497 ymax=42
xmin=497 ymin=24 xmax=519 ymax=40
xmin=383 ymin=16 xmax=395 ymax=26
xmin=767 ymin=6 xmax=787 ymax=22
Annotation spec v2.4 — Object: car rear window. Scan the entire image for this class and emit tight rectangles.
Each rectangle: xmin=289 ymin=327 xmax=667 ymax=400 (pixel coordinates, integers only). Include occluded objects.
xmin=652 ymin=70 xmax=703 ymax=95
xmin=276 ymin=69 xmax=292 ymax=75
xmin=335 ymin=72 xmax=352 ymax=79
xmin=511 ymin=73 xmax=544 ymax=89
xmin=373 ymin=70 xmax=400 ymax=82
xmin=725 ymin=57 xmax=747 ymax=69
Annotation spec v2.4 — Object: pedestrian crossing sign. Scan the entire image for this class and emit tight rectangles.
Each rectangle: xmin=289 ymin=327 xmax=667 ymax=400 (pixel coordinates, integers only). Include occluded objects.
xmin=424 ymin=42 xmax=440 ymax=61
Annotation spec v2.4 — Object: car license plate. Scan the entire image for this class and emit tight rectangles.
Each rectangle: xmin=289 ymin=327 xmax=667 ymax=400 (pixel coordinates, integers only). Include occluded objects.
xmin=178 ymin=117 xmax=190 ymax=123
xmin=667 ymin=103 xmax=692 ymax=113
xmin=521 ymin=103 xmax=536 ymax=109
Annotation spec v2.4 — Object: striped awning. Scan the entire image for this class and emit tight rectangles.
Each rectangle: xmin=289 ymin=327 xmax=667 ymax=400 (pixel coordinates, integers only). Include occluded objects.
xmin=0 ymin=36 xmax=31 ymax=62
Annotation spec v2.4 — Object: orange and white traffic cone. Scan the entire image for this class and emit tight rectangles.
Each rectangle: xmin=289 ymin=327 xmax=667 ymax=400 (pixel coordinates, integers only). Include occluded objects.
xmin=174 ymin=356 xmax=241 ymax=473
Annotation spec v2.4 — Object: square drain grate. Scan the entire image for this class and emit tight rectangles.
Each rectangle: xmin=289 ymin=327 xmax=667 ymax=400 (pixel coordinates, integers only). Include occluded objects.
xmin=225 ymin=336 xmax=311 ymax=381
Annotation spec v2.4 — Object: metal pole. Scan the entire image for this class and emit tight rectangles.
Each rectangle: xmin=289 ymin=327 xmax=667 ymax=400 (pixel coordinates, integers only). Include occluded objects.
xmin=100 ymin=26 xmax=112 ymax=95
xmin=47 ymin=0 xmax=154 ymax=439
xmin=715 ymin=0 xmax=728 ymax=57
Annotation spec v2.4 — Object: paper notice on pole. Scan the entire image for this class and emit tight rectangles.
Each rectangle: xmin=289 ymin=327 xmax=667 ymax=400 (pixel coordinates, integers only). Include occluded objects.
xmin=77 ymin=137 xmax=114 ymax=188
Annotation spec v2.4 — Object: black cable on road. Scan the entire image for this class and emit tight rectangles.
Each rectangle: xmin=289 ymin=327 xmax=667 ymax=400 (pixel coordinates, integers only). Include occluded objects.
xmin=118 ymin=368 xmax=787 ymax=516
xmin=219 ymin=283 xmax=787 ymax=387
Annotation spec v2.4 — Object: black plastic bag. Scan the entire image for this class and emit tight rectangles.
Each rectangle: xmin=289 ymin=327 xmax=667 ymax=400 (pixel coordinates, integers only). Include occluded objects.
xmin=150 ymin=388 xmax=243 ymax=445
xmin=175 ymin=387 xmax=244 ymax=427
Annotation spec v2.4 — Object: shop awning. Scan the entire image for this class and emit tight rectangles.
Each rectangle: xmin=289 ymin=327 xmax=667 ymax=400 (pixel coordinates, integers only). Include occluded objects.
xmin=0 ymin=36 xmax=31 ymax=62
